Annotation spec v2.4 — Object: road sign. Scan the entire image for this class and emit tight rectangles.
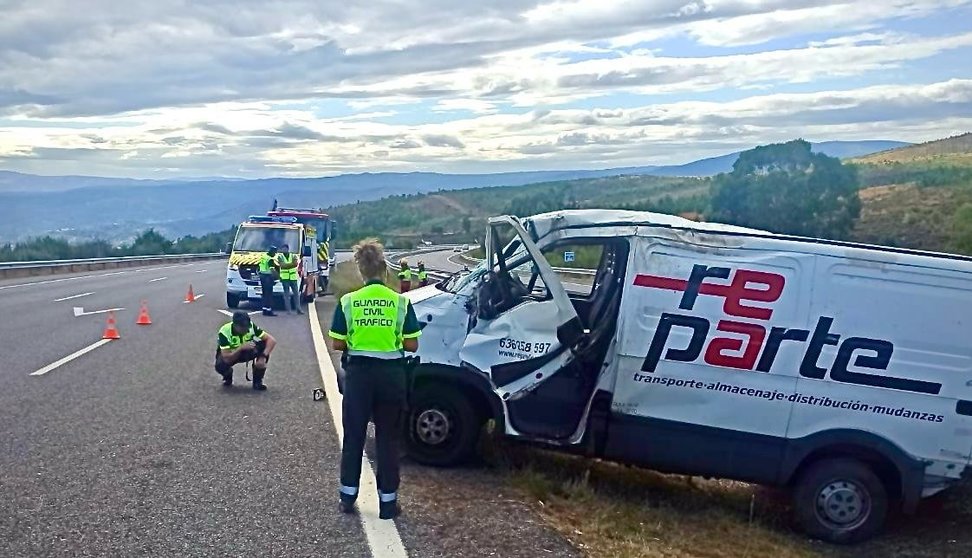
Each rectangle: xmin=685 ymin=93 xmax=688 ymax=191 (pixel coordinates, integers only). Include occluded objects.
xmin=564 ymin=251 xmax=575 ymax=263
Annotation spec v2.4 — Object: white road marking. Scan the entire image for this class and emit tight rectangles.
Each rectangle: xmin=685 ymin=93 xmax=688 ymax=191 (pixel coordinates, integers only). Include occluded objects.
xmin=308 ymin=302 xmax=408 ymax=558
xmin=216 ymin=309 xmax=261 ymax=317
xmin=149 ymin=277 xmax=168 ymax=283
xmin=182 ymin=293 xmax=205 ymax=303
xmin=53 ymin=292 xmax=94 ymax=302
xmin=0 ymin=270 xmax=132 ymax=291
xmin=73 ymin=306 xmax=125 ymax=317
xmin=30 ymin=339 xmax=113 ymax=376
xmin=195 ymin=269 xmax=207 ymax=273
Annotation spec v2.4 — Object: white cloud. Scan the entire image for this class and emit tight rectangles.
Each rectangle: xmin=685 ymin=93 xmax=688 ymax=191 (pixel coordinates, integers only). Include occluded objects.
xmin=0 ymin=0 xmax=970 ymax=176
xmin=2 ymin=79 xmax=970 ymax=177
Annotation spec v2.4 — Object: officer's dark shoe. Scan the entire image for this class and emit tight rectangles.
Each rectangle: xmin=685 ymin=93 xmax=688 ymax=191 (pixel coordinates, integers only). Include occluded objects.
xmin=379 ymin=500 xmax=400 ymax=520
xmin=339 ymin=494 xmax=356 ymax=514
xmin=252 ymin=370 xmax=267 ymax=391
xmin=262 ymin=310 xmax=277 ymax=316
xmin=222 ymin=374 xmax=233 ymax=387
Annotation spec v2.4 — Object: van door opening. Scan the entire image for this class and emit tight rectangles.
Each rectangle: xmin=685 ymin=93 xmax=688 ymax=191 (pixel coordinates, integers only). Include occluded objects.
xmin=502 ymin=239 xmax=629 ymax=440
xmin=459 ymin=215 xmax=628 ymax=441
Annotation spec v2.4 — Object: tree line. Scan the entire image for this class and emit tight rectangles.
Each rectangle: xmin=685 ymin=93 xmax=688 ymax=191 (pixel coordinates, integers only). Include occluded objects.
xmin=0 ymin=227 xmax=236 ymax=263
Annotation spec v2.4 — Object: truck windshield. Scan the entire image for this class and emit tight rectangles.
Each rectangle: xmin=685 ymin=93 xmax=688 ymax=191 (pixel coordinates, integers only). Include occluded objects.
xmin=234 ymin=227 xmax=300 ymax=252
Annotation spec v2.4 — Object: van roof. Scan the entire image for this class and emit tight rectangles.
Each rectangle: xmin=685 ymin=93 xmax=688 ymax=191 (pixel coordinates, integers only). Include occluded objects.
xmin=522 ymin=208 xmax=972 ymax=265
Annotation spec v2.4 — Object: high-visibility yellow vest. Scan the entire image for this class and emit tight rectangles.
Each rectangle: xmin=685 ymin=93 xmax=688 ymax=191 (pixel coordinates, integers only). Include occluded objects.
xmin=259 ymin=253 xmax=274 ymax=274
xmin=277 ymin=253 xmax=297 ymax=281
xmin=398 ymin=267 xmax=412 ymax=281
xmin=417 ymin=270 xmax=428 ymax=282
xmin=218 ymin=322 xmax=261 ymax=350
xmin=339 ymin=284 xmax=410 ymax=359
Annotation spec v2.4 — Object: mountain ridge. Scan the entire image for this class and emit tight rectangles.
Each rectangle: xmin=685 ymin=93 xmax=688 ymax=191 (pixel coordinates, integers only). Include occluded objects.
xmin=0 ymin=139 xmax=910 ymax=243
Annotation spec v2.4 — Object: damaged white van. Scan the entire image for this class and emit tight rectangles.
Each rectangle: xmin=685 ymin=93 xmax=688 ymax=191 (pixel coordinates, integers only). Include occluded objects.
xmin=402 ymin=209 xmax=972 ymax=544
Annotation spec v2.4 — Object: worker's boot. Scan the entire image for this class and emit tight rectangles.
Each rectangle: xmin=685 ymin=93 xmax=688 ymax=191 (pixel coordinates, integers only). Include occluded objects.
xmin=379 ymin=498 xmax=400 ymax=520
xmin=339 ymin=493 xmax=356 ymax=514
xmin=221 ymin=368 xmax=233 ymax=387
xmin=252 ymin=368 xmax=267 ymax=391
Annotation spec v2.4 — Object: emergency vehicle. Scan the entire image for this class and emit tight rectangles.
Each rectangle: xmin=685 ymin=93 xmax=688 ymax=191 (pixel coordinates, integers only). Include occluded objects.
xmin=401 ymin=208 xmax=972 ymax=544
xmin=224 ymin=216 xmax=308 ymax=308
xmin=266 ymin=205 xmax=337 ymax=298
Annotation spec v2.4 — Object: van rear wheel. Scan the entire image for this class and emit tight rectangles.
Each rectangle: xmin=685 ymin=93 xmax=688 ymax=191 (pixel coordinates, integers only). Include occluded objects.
xmin=404 ymin=385 xmax=480 ymax=467
xmin=226 ymin=292 xmax=240 ymax=309
xmin=793 ymin=458 xmax=888 ymax=544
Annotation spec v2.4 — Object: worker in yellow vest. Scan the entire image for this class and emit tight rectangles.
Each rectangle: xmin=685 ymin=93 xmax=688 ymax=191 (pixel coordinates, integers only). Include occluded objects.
xmin=417 ymin=261 xmax=428 ymax=287
xmin=328 ymin=239 xmax=421 ymax=520
xmin=258 ymin=246 xmax=279 ymax=316
xmin=397 ymin=258 xmax=412 ymax=292
xmin=276 ymin=243 xmax=302 ymax=315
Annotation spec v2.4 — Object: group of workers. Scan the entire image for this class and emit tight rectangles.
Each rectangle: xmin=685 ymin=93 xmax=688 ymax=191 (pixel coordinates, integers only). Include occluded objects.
xmin=256 ymin=244 xmax=306 ymax=316
xmin=396 ymin=258 xmax=427 ymax=292
xmin=213 ymin=238 xmax=423 ymax=521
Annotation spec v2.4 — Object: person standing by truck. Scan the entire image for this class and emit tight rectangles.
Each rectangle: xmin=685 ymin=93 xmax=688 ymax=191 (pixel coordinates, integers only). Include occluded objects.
xmin=328 ymin=238 xmax=422 ymax=520
xmin=258 ymin=245 xmax=279 ymax=316
xmin=276 ymin=243 xmax=303 ymax=315
xmin=397 ymin=258 xmax=412 ymax=292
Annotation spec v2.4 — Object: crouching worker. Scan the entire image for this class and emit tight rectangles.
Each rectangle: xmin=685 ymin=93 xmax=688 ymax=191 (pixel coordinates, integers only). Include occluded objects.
xmin=329 ymin=238 xmax=421 ymax=520
xmin=215 ymin=310 xmax=277 ymax=391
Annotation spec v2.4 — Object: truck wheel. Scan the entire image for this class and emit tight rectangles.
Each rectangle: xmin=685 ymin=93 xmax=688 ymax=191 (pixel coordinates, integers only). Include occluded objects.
xmin=792 ymin=458 xmax=888 ymax=544
xmin=405 ymin=385 xmax=480 ymax=467
xmin=226 ymin=292 xmax=240 ymax=309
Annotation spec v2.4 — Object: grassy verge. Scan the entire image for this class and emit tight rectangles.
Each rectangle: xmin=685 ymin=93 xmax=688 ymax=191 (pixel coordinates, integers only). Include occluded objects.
xmin=477 ymin=429 xmax=972 ymax=558
xmin=330 ymin=260 xmax=403 ymax=300
xmin=480 ymin=434 xmax=815 ymax=558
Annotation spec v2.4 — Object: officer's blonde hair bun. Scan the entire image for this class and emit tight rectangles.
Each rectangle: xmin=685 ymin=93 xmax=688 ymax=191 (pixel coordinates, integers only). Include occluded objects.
xmin=353 ymin=238 xmax=386 ymax=280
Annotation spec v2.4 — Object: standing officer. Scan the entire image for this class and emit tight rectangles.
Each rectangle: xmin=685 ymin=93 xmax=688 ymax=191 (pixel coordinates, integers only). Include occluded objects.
xmin=276 ymin=243 xmax=303 ymax=315
xmin=397 ymin=258 xmax=412 ymax=292
xmin=258 ymin=245 xmax=279 ymax=316
xmin=328 ymin=238 xmax=421 ymax=520
xmin=416 ymin=261 xmax=428 ymax=287
xmin=215 ymin=310 xmax=276 ymax=390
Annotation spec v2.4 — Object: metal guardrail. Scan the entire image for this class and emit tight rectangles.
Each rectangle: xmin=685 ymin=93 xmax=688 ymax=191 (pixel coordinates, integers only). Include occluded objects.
xmin=451 ymin=252 xmax=596 ymax=276
xmin=386 ymin=247 xmax=454 ymax=283
xmin=0 ymin=253 xmax=227 ymax=279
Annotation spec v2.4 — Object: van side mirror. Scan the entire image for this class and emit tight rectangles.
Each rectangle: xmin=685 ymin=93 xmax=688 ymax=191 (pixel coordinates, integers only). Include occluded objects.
xmin=224 ymin=242 xmax=232 ymax=254
xmin=302 ymin=245 xmax=312 ymax=257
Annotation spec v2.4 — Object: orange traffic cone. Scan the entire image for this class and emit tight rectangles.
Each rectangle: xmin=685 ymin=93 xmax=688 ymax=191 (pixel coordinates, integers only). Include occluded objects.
xmin=136 ymin=300 xmax=152 ymax=325
xmin=185 ymin=284 xmax=195 ymax=303
xmin=102 ymin=311 xmax=121 ymax=340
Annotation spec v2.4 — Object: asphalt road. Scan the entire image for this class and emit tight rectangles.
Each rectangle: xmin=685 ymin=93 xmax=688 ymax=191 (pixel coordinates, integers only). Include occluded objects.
xmin=0 ymin=255 xmax=576 ymax=557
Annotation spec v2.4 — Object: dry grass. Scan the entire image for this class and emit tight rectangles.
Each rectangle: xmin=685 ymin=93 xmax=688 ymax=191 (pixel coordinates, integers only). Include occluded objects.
xmin=853 ymin=133 xmax=972 ymax=165
xmin=475 ymin=430 xmax=972 ymax=558
xmin=480 ymin=435 xmax=816 ymax=558
xmin=329 ymin=260 xmax=403 ymax=300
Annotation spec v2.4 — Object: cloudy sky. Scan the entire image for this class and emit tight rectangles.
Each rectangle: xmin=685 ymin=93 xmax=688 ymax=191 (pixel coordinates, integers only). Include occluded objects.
xmin=1 ymin=0 xmax=971 ymax=178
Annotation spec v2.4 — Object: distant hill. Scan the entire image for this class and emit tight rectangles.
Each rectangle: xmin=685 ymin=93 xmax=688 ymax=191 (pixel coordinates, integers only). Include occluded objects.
xmin=851 ymin=133 xmax=972 ymax=165
xmin=0 ymin=139 xmax=910 ymax=243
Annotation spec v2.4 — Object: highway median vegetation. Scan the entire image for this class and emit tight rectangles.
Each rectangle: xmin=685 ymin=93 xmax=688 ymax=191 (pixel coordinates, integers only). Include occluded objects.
xmin=0 ymin=227 xmax=236 ymax=263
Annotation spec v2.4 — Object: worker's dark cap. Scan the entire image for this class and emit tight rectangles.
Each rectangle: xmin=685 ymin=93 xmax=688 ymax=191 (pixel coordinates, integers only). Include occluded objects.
xmin=281 ymin=243 xmax=289 ymax=249
xmin=232 ymin=311 xmax=251 ymax=328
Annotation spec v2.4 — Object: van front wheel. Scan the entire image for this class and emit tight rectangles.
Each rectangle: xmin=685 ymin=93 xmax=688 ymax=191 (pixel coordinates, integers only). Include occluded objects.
xmin=792 ymin=458 xmax=888 ymax=544
xmin=404 ymin=385 xmax=480 ymax=467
